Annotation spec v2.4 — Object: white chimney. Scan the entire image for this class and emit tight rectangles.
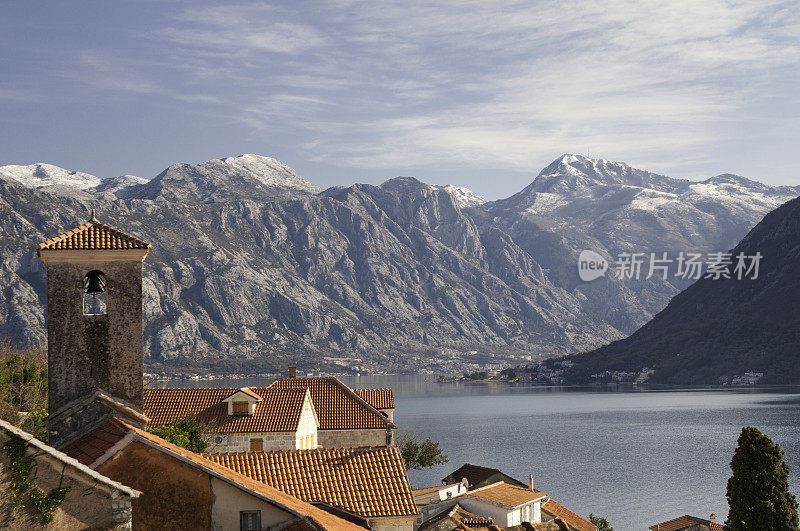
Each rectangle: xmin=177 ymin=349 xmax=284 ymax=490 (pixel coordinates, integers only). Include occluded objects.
xmin=529 ymin=474 xmax=534 ymax=491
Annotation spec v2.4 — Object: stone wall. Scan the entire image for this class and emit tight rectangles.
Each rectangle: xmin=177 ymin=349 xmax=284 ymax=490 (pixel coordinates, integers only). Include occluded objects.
xmin=318 ymin=429 xmax=388 ymax=448
xmin=46 ymin=258 xmax=144 ymax=416
xmin=210 ymin=431 xmax=298 ymax=452
xmin=368 ymin=515 xmax=417 ymax=531
xmin=0 ymin=429 xmax=132 ymax=530
xmin=96 ymin=439 xmax=213 ymax=529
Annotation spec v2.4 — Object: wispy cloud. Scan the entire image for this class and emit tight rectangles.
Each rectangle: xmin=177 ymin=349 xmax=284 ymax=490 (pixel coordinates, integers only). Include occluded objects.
xmin=7 ymin=0 xmax=796 ymax=191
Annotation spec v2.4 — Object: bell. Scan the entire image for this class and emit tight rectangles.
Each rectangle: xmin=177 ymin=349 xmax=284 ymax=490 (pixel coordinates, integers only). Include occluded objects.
xmin=84 ymin=271 xmax=106 ymax=294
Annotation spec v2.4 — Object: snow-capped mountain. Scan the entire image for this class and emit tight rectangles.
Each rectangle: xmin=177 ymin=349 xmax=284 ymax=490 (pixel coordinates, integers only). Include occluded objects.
xmin=433 ymin=184 xmax=485 ymax=208
xmin=483 ymin=154 xmax=799 ymax=335
xmin=492 ymin=154 xmax=797 ymax=216
xmin=0 ymin=151 xmax=795 ymax=373
xmin=0 ymin=163 xmax=102 ymax=190
xmin=214 ymin=154 xmax=322 ymax=194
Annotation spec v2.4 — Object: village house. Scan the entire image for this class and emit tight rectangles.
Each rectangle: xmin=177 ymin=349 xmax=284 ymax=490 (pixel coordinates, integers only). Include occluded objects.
xmin=20 ymin=214 xmax=378 ymax=529
xmin=459 ymin=481 xmax=548 ymax=527
xmin=204 ymin=445 xmax=419 ymax=531
xmin=417 ymin=464 xmax=596 ymax=531
xmin=143 ymin=374 xmax=396 ymax=452
xmin=143 ymin=386 xmax=320 ymax=451
xmin=61 ymin=416 xmax=364 ymax=530
xmin=412 ymin=480 xmax=595 ymax=531
xmin=0 ymin=419 xmax=138 ymax=530
xmin=649 ymin=514 xmax=724 ymax=531
xmin=268 ymin=374 xmax=397 ymax=447
xmin=442 ymin=463 xmax=528 ymax=490
xmin=413 ymin=481 xmax=469 ymax=509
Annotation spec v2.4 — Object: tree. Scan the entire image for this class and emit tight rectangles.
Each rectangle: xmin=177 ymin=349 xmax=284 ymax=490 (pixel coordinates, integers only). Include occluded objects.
xmin=397 ymin=431 xmax=449 ymax=471
xmin=148 ymin=414 xmax=207 ymax=453
xmin=726 ymin=426 xmax=799 ymax=530
xmin=0 ymin=340 xmax=48 ymax=441
xmin=589 ymin=514 xmax=613 ymax=531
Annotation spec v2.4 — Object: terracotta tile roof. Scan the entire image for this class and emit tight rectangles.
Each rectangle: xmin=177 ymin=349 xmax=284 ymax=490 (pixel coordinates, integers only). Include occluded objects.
xmin=268 ymin=377 xmax=395 ymax=430
xmin=226 ymin=387 xmax=263 ymax=401
xmin=203 ymin=446 xmax=418 ymax=518
xmin=67 ymin=418 xmax=364 ymax=530
xmin=649 ymin=515 xmax=724 ymax=531
xmin=38 ymin=219 xmax=150 ymax=251
xmin=2 ymin=418 xmax=140 ymax=499
xmin=467 ymin=481 xmax=547 ymax=508
xmin=62 ymin=417 xmax=131 ymax=466
xmin=542 ymin=499 xmax=596 ymax=531
xmin=143 ymin=387 xmax=310 ymax=433
xmin=354 ymin=388 xmax=395 ymax=409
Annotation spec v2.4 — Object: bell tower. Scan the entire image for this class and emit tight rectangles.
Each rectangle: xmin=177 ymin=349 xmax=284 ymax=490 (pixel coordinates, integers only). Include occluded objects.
xmin=38 ymin=211 xmax=151 ymax=446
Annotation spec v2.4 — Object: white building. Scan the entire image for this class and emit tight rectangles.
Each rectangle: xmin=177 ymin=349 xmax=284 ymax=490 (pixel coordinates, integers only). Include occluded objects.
xmin=460 ymin=481 xmax=546 ymax=526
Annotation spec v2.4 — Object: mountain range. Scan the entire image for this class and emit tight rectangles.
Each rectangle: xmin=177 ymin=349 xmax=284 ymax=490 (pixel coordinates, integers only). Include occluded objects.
xmin=0 ymin=153 xmax=796 ymax=373
xmin=559 ymin=193 xmax=800 ymax=384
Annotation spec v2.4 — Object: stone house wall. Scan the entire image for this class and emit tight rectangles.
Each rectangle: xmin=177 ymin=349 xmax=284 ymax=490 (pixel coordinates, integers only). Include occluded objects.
xmin=318 ymin=428 xmax=388 ymax=448
xmin=0 ymin=429 xmax=133 ymax=530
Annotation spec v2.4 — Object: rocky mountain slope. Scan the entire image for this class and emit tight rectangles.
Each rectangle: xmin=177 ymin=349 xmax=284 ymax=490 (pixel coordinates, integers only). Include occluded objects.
xmin=560 ymin=194 xmax=800 ymax=384
xmin=482 ymin=154 xmax=799 ymax=333
xmin=0 ymin=153 xmax=795 ymax=373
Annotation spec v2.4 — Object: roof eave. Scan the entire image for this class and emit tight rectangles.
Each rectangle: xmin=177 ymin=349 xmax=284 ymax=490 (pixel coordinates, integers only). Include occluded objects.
xmin=38 ymin=247 xmax=152 ymax=263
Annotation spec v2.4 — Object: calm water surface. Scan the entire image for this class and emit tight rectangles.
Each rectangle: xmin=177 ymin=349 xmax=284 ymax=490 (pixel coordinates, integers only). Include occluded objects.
xmin=155 ymin=375 xmax=800 ymax=530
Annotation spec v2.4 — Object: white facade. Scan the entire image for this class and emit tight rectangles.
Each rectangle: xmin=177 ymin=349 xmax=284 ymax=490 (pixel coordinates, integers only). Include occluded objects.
xmin=459 ymin=497 xmax=543 ymax=527
xmin=414 ymin=483 xmax=467 ymax=507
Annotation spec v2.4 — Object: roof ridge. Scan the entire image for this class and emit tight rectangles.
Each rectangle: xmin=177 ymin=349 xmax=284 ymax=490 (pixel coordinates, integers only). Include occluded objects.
xmin=205 ymin=445 xmax=398 ymax=456
xmin=328 ymin=376 xmax=396 ymax=428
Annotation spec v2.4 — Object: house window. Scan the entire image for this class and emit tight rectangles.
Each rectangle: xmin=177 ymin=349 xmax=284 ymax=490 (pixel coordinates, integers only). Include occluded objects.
xmin=249 ymin=438 xmax=263 ymax=451
xmin=240 ymin=510 xmax=261 ymax=531
xmin=232 ymin=401 xmax=249 ymax=415
xmin=311 ymin=434 xmax=315 ymax=448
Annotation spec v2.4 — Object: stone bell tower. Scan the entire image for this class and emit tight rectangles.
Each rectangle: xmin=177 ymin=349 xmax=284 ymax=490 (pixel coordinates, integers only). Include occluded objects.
xmin=37 ymin=211 xmax=151 ymax=446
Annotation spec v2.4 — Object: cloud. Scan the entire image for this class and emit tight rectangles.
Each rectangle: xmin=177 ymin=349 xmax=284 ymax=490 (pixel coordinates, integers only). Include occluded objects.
xmin=166 ymin=4 xmax=325 ymax=55
xmin=103 ymin=0 xmax=800 ymax=180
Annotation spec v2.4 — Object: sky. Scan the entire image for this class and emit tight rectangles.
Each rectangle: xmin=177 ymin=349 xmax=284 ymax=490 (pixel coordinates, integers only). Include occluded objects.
xmin=1 ymin=1 xmax=798 ymax=200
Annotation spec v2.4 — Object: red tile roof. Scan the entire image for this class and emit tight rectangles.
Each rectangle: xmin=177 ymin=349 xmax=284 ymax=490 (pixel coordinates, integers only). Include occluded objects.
xmin=204 ymin=446 xmax=418 ymax=518
xmin=649 ymin=515 xmax=724 ymax=531
xmin=38 ymin=219 xmax=150 ymax=251
xmin=63 ymin=418 xmax=364 ymax=530
xmin=226 ymin=387 xmax=263 ymax=401
xmin=268 ymin=377 xmax=395 ymax=430
xmin=143 ymin=387 xmax=310 ymax=433
xmin=354 ymin=388 xmax=395 ymax=409
xmin=542 ymin=499 xmax=596 ymax=531
xmin=62 ymin=417 xmax=131 ymax=466
xmin=467 ymin=481 xmax=547 ymax=508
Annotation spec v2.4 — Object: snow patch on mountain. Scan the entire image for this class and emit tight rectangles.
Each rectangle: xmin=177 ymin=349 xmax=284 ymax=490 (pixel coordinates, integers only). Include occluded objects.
xmin=0 ymin=163 xmax=102 ymax=190
xmin=434 ymin=184 xmax=485 ymax=208
xmin=213 ymin=154 xmax=322 ymax=194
